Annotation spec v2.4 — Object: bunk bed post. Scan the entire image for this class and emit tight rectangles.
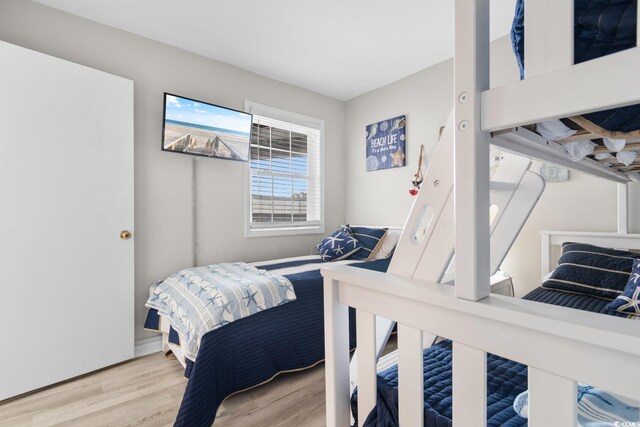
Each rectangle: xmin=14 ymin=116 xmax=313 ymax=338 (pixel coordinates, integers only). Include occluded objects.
xmin=453 ymin=0 xmax=490 ymax=301
xmin=453 ymin=0 xmax=490 ymax=424
xmin=323 ymin=277 xmax=350 ymax=427
xmin=617 ymin=183 xmax=628 ymax=233
xmin=541 ymin=232 xmax=552 ymax=281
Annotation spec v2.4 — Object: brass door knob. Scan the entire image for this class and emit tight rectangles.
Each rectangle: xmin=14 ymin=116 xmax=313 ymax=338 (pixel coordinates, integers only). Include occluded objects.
xmin=120 ymin=230 xmax=132 ymax=240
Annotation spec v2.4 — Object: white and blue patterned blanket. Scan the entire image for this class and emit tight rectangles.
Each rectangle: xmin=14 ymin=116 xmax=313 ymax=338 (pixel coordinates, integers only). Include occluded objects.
xmin=146 ymin=262 xmax=296 ymax=361
xmin=514 ymin=384 xmax=640 ymax=426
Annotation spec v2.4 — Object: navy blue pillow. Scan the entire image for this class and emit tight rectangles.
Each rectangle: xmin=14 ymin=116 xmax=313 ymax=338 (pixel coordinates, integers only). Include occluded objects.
xmin=316 ymin=226 xmax=362 ymax=262
xmin=606 ymin=258 xmax=640 ymax=316
xmin=542 ymin=242 xmax=637 ymax=299
xmin=348 ymin=226 xmax=388 ymax=260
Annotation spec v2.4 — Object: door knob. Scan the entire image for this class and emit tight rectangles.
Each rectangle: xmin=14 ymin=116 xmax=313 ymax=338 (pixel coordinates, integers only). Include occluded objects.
xmin=120 ymin=230 xmax=132 ymax=240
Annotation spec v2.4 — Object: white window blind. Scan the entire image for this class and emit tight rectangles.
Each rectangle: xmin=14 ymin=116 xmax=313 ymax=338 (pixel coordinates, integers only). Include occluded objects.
xmin=248 ymin=112 xmax=322 ymax=234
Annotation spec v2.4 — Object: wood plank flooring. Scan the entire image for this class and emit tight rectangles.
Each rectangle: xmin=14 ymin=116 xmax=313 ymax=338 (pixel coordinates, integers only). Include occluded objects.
xmin=0 ymin=336 xmax=397 ymax=426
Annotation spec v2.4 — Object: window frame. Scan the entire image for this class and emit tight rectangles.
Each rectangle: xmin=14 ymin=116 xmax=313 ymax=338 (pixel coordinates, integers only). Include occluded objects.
xmin=244 ymin=101 xmax=325 ymax=238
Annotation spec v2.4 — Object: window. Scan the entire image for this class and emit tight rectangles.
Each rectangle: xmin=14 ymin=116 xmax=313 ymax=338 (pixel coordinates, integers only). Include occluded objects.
xmin=245 ymin=102 xmax=324 ymax=237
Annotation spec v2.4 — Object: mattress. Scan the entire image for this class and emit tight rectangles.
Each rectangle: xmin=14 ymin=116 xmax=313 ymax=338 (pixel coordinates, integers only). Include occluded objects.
xmin=351 ymin=287 xmax=634 ymax=427
xmin=145 ymin=255 xmax=391 ymax=427
xmin=512 ymin=0 xmax=639 ymax=134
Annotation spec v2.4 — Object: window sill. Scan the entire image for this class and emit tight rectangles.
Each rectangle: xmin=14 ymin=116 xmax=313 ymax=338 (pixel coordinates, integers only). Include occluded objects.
xmin=246 ymin=225 xmax=325 ymax=238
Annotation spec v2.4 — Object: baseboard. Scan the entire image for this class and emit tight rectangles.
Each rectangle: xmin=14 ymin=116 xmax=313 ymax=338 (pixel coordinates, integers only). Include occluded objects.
xmin=134 ymin=336 xmax=163 ymax=358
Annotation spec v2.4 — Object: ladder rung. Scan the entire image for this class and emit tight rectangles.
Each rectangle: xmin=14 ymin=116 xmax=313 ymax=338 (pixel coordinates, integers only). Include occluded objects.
xmin=490 ymin=181 xmax=518 ymax=192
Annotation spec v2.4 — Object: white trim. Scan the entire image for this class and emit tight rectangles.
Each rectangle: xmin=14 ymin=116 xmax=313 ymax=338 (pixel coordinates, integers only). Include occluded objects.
xmin=244 ymin=225 xmax=326 ymax=238
xmin=245 ymin=101 xmax=324 ymax=131
xmin=540 ymin=230 xmax=640 ymax=249
xmin=134 ymin=336 xmax=163 ymax=358
xmin=244 ymin=101 xmax=325 ymax=238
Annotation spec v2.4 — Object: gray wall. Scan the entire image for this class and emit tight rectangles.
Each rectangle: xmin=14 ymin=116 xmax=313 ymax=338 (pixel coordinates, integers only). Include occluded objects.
xmin=345 ymin=36 xmax=639 ymax=296
xmin=0 ymin=0 xmax=346 ymax=341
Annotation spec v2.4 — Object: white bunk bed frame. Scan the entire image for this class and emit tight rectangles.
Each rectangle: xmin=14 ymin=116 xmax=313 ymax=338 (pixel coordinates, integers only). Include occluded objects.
xmin=322 ymin=1 xmax=640 ymax=426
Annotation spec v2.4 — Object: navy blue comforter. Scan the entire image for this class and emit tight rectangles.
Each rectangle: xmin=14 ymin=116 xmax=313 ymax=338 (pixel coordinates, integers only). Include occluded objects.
xmin=352 ymin=287 xmax=630 ymax=427
xmin=146 ymin=257 xmax=391 ymax=426
xmin=512 ymin=0 xmax=638 ymax=133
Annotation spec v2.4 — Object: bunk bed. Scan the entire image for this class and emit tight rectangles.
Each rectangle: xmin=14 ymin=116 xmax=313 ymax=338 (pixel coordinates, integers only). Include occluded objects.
xmin=323 ymin=1 xmax=640 ymax=426
xmin=492 ymin=0 xmax=640 ymax=184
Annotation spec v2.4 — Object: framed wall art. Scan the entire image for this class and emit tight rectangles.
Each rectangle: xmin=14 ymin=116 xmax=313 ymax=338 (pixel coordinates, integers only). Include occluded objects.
xmin=366 ymin=115 xmax=406 ymax=171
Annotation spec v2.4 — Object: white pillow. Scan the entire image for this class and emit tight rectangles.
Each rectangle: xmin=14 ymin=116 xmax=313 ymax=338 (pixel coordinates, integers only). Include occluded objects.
xmin=535 ymin=119 xmax=576 ymax=141
xmin=371 ymin=229 xmax=402 ymax=260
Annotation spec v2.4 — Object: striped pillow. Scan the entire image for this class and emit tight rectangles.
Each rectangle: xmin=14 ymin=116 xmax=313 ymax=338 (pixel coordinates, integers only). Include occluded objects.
xmin=348 ymin=226 xmax=387 ymax=260
xmin=542 ymin=242 xmax=637 ymax=299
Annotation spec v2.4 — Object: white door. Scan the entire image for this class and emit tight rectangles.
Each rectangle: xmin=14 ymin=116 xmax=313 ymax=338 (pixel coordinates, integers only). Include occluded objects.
xmin=0 ymin=41 xmax=134 ymax=400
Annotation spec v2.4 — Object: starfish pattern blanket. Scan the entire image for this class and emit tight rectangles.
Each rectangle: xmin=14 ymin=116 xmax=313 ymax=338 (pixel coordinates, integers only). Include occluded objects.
xmin=146 ymin=262 xmax=296 ymax=361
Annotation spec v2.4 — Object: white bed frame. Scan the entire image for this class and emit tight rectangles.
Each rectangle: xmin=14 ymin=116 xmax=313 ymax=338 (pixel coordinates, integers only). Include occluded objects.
xmin=322 ymin=2 xmax=640 ymax=426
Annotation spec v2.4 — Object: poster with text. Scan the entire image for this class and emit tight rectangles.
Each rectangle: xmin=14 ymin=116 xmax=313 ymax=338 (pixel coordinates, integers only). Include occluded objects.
xmin=366 ymin=115 xmax=406 ymax=171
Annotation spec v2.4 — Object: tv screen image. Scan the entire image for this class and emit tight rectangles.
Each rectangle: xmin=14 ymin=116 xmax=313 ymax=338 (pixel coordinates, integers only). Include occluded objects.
xmin=162 ymin=93 xmax=253 ymax=161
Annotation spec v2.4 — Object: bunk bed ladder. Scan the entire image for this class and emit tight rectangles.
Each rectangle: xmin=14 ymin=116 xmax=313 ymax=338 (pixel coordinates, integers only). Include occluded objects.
xmin=346 ymin=107 xmax=545 ymax=422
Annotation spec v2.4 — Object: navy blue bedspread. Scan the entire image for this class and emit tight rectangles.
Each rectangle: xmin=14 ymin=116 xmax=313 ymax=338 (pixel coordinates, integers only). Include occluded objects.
xmin=148 ymin=258 xmax=390 ymax=427
xmin=352 ymin=286 xmax=628 ymax=427
xmin=512 ymin=0 xmax=638 ymax=133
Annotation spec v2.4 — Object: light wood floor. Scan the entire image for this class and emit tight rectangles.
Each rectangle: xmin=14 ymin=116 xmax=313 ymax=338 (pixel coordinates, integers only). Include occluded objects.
xmin=0 ymin=336 xmax=397 ymax=427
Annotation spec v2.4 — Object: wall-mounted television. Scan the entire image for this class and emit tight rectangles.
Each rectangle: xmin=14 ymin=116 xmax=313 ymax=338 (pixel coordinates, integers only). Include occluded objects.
xmin=162 ymin=93 xmax=253 ymax=161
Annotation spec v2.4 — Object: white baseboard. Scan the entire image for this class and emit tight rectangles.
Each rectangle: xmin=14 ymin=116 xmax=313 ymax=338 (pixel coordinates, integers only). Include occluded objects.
xmin=134 ymin=336 xmax=163 ymax=358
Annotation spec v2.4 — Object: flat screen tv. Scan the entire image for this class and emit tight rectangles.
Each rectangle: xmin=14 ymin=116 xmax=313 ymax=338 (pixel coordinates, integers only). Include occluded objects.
xmin=162 ymin=93 xmax=253 ymax=161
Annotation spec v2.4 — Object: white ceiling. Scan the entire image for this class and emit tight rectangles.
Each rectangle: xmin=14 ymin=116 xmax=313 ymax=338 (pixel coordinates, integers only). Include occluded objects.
xmin=33 ymin=0 xmax=517 ymax=100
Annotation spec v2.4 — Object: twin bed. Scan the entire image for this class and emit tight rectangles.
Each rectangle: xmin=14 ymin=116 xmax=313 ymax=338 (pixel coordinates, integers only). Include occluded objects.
xmin=145 ymin=227 xmax=398 ymax=426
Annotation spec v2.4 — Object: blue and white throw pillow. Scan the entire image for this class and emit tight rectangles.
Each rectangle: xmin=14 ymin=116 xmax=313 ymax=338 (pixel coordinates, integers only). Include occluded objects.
xmin=513 ymin=384 xmax=640 ymax=426
xmin=349 ymin=226 xmax=388 ymax=260
xmin=606 ymin=259 xmax=640 ymax=316
xmin=316 ymin=226 xmax=362 ymax=262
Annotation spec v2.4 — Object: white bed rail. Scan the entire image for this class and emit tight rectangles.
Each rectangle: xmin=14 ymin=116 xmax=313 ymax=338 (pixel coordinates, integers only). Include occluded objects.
xmin=481 ymin=0 xmax=640 ymax=132
xmin=323 ymin=266 xmax=640 ymax=427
